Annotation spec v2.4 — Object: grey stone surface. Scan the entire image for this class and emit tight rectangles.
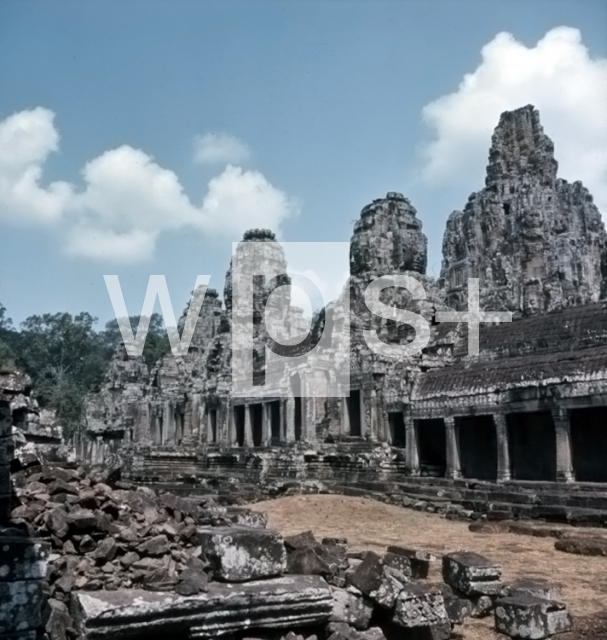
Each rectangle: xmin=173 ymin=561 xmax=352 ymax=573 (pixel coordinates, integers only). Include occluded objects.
xmin=392 ymin=583 xmax=449 ymax=629
xmin=494 ymin=594 xmax=573 ymax=639
xmin=197 ymin=525 xmax=287 ymax=582
xmin=71 ymin=575 xmax=333 ymax=640
xmin=330 ymin=586 xmax=373 ymax=630
xmin=348 ymin=552 xmax=408 ymax=609
xmin=441 ymin=104 xmax=607 ymax=317
xmin=442 ymin=551 xmax=502 ymax=596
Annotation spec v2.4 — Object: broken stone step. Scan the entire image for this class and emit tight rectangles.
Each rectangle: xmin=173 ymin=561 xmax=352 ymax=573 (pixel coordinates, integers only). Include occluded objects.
xmin=71 ymin=575 xmax=333 ymax=640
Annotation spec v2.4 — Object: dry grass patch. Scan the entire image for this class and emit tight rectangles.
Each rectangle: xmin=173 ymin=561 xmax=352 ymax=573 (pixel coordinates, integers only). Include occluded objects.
xmin=253 ymin=494 xmax=607 ymax=640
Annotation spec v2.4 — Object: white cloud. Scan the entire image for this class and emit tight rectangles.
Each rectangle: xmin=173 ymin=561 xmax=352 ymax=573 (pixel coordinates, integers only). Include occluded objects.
xmin=0 ymin=110 xmax=295 ymax=262
xmin=0 ymin=107 xmax=72 ymax=223
xmin=420 ymin=26 xmax=607 ymax=214
xmin=193 ymin=132 xmax=251 ymax=165
xmin=199 ymin=165 xmax=297 ymax=237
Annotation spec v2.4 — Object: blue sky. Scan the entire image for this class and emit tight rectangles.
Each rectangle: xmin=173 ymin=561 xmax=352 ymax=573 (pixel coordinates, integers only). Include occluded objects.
xmin=1 ymin=0 xmax=606 ymax=326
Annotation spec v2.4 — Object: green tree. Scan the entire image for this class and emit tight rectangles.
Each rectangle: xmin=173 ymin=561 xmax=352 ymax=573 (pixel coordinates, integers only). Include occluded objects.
xmin=102 ymin=313 xmax=170 ymax=368
xmin=0 ymin=303 xmax=20 ymax=371
xmin=18 ymin=312 xmax=107 ymax=436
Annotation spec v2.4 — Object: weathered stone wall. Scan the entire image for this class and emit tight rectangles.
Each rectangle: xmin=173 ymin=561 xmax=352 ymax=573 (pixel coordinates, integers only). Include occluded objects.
xmin=78 ymin=105 xmax=607 ymax=498
xmin=0 ymin=373 xmax=49 ymax=640
xmin=440 ymin=105 xmax=607 ymax=317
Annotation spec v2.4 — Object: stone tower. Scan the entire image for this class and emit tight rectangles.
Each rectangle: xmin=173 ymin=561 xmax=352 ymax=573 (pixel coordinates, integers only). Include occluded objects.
xmin=441 ymin=105 xmax=607 ymax=316
xmin=350 ymin=192 xmax=427 ymax=277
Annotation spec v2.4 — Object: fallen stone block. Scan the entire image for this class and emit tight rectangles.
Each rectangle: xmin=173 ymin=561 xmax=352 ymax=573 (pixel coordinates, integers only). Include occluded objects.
xmin=494 ymin=595 xmax=572 ymax=639
xmin=71 ymin=574 xmax=333 ymax=640
xmin=284 ymin=530 xmax=318 ymax=550
xmin=442 ymin=551 xmax=502 ymax=596
xmin=348 ymin=551 xmax=408 ymax=609
xmin=330 ymin=586 xmax=373 ymax=630
xmin=386 ymin=546 xmax=432 ymax=579
xmin=197 ymin=525 xmax=286 ymax=582
xmin=382 ymin=552 xmax=413 ymax=578
xmin=392 ymin=583 xmax=449 ymax=630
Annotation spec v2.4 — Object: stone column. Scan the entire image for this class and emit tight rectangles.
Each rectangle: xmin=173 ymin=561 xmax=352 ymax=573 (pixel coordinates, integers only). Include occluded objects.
xmin=183 ymin=401 xmax=194 ymax=444
xmin=285 ymin=398 xmax=296 ymax=442
xmin=493 ymin=413 xmax=511 ymax=482
xmin=445 ymin=416 xmax=462 ymax=479
xmin=244 ymin=404 xmax=253 ymax=447
xmin=341 ymin=398 xmax=350 ymax=436
xmin=164 ymin=401 xmax=175 ymax=444
xmin=229 ymin=405 xmax=238 ymax=446
xmin=405 ymin=417 xmax=419 ymax=476
xmin=552 ymin=408 xmax=574 ymax=482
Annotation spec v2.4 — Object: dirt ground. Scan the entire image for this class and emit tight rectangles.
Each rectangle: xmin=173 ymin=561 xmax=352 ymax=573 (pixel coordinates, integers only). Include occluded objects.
xmin=253 ymin=494 xmax=607 ymax=640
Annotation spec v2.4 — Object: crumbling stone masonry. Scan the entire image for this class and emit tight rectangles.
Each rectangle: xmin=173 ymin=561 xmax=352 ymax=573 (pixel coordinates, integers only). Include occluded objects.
xmin=0 ymin=372 xmax=49 ymax=640
xmin=78 ymin=105 xmax=607 ymax=518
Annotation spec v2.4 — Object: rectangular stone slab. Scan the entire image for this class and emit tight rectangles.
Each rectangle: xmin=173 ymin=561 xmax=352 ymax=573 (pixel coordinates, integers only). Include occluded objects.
xmin=494 ymin=595 xmax=573 ymax=639
xmin=442 ymin=551 xmax=502 ymax=596
xmin=197 ymin=525 xmax=287 ymax=582
xmin=71 ymin=574 xmax=333 ymax=640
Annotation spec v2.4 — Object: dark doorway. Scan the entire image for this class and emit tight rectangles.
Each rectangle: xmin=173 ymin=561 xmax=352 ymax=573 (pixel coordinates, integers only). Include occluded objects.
xmin=457 ymin=415 xmax=498 ymax=480
xmin=294 ymin=397 xmax=302 ymax=441
xmin=416 ymin=419 xmax=446 ymax=476
xmin=347 ymin=390 xmax=362 ymax=437
xmin=507 ymin=411 xmax=556 ymax=481
xmin=571 ymin=407 xmax=607 ymax=482
xmin=234 ymin=405 xmax=245 ymax=447
xmin=209 ymin=409 xmax=217 ymax=443
xmin=175 ymin=412 xmax=184 ymax=445
xmin=252 ymin=404 xmax=263 ymax=447
xmin=269 ymin=401 xmax=281 ymax=443
xmin=389 ymin=412 xmax=406 ymax=447
xmin=291 ymin=375 xmax=303 ymax=441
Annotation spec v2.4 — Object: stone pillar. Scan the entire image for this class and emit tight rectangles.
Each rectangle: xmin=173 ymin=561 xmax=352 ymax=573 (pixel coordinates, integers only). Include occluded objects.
xmin=493 ymin=413 xmax=511 ymax=482
xmin=341 ymin=398 xmax=350 ymax=436
xmin=552 ymin=408 xmax=574 ymax=482
xmin=405 ymin=417 xmax=420 ymax=476
xmin=261 ymin=403 xmax=269 ymax=446
xmin=164 ymin=401 xmax=175 ymax=444
xmin=445 ymin=416 xmax=462 ymax=480
xmin=183 ymin=401 xmax=194 ymax=444
xmin=359 ymin=390 xmax=367 ymax=438
xmin=285 ymin=398 xmax=296 ymax=442
xmin=244 ymin=404 xmax=253 ymax=447
xmin=197 ymin=399 xmax=206 ymax=444
xmin=229 ymin=405 xmax=238 ymax=446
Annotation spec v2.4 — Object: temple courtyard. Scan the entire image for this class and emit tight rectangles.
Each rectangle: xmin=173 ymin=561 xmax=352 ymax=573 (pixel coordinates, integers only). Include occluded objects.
xmin=256 ymin=494 xmax=607 ymax=639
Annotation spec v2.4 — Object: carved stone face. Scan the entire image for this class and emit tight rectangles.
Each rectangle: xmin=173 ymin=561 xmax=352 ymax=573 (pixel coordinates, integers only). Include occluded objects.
xmin=523 ymin=283 xmax=544 ymax=314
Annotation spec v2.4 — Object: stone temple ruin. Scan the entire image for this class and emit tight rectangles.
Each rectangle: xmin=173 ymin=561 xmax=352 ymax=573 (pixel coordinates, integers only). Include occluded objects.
xmin=3 ymin=104 xmax=607 ymax=640
xmin=78 ymin=105 xmax=607 ymax=512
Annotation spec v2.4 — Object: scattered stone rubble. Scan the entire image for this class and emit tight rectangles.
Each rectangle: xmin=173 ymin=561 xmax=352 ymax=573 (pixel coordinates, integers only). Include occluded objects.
xmin=6 ymin=462 xmax=576 ymax=640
